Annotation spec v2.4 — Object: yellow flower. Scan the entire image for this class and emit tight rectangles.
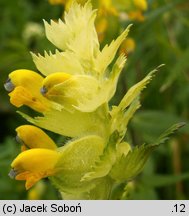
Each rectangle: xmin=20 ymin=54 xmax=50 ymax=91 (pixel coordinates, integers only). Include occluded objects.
xmin=98 ymin=0 xmax=118 ymax=16
xmin=95 ymin=17 xmax=108 ymax=42
xmin=119 ymin=37 xmax=136 ymax=55
xmin=4 ymin=70 xmax=51 ymax=112
xmin=128 ymin=11 xmax=145 ymax=21
xmin=40 ymin=72 xmax=71 ymax=96
xmin=9 ymin=149 xmax=60 ymax=190
xmin=16 ymin=125 xmax=57 ymax=151
xmin=133 ymin=0 xmax=148 ymax=11
xmin=9 ymin=126 xmax=59 ymax=189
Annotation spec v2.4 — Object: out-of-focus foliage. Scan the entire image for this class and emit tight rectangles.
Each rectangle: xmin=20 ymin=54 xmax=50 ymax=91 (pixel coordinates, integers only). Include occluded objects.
xmin=0 ymin=0 xmax=189 ymax=199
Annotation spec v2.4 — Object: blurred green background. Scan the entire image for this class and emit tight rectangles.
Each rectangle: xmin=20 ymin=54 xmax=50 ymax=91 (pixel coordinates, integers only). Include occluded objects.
xmin=0 ymin=0 xmax=189 ymax=199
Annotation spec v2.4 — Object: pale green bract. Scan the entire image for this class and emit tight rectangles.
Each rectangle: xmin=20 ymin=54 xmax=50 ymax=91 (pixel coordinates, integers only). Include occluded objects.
xmin=17 ymin=106 xmax=109 ymax=138
xmin=8 ymin=1 xmax=182 ymax=199
xmin=31 ymin=50 xmax=85 ymax=76
xmin=51 ymin=135 xmax=105 ymax=194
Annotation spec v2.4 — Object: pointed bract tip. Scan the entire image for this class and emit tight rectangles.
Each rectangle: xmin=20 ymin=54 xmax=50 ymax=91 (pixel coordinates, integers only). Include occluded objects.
xmin=157 ymin=64 xmax=165 ymax=69
xmin=177 ymin=122 xmax=186 ymax=128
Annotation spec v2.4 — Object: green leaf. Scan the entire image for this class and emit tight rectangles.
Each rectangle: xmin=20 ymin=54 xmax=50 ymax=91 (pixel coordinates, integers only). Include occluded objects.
xmin=132 ymin=110 xmax=188 ymax=143
xmin=110 ymin=183 xmax=126 ymax=200
xmin=109 ymin=122 xmax=185 ymax=182
xmin=86 ymin=177 xmax=113 ymax=200
xmin=141 ymin=173 xmax=189 ymax=188
xmin=129 ymin=186 xmax=158 ymax=200
xmin=110 ymin=144 xmax=157 ymax=181
xmin=152 ymin=122 xmax=186 ymax=145
xmin=161 ymin=48 xmax=189 ymax=91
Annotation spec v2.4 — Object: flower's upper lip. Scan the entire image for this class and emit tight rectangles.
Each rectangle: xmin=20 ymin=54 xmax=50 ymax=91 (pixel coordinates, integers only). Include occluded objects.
xmin=15 ymin=125 xmax=57 ymax=150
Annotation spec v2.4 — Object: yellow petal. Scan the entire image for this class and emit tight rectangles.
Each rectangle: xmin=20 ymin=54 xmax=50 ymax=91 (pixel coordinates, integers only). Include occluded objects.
xmin=12 ymin=148 xmax=59 ymax=173
xmin=21 ymin=145 xmax=28 ymax=152
xmin=25 ymin=174 xmax=42 ymax=190
xmin=11 ymin=149 xmax=60 ymax=189
xmin=95 ymin=17 xmax=108 ymax=42
xmin=5 ymin=70 xmax=51 ymax=112
xmin=16 ymin=171 xmax=31 ymax=180
xmin=15 ymin=171 xmax=40 ymax=189
xmin=8 ymin=69 xmax=43 ymax=92
xmin=133 ymin=0 xmax=148 ymax=11
xmin=119 ymin=38 xmax=136 ymax=55
xmin=9 ymin=86 xmax=48 ymax=112
xmin=128 ymin=11 xmax=145 ymax=21
xmin=98 ymin=0 xmax=118 ymax=16
xmin=16 ymin=125 xmax=57 ymax=150
xmin=41 ymin=72 xmax=71 ymax=96
xmin=42 ymin=74 xmax=100 ymax=111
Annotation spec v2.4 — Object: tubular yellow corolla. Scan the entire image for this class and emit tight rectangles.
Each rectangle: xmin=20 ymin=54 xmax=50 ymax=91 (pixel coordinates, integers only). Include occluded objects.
xmin=128 ymin=11 xmax=145 ymax=21
xmin=119 ymin=38 xmax=136 ymax=55
xmin=41 ymin=72 xmax=71 ymax=96
xmin=133 ymin=0 xmax=148 ymax=11
xmin=10 ymin=149 xmax=60 ymax=190
xmin=16 ymin=125 xmax=57 ymax=151
xmin=4 ymin=69 xmax=51 ymax=112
